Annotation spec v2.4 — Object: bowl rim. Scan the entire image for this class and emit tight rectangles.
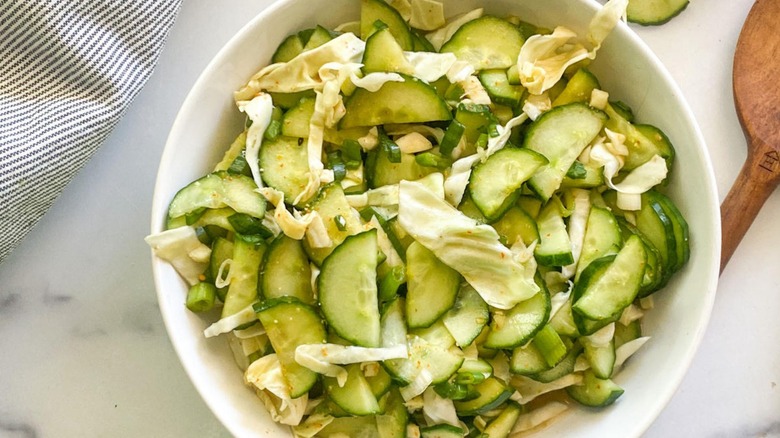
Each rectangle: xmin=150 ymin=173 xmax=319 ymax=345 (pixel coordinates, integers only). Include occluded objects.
xmin=149 ymin=0 xmax=721 ymax=436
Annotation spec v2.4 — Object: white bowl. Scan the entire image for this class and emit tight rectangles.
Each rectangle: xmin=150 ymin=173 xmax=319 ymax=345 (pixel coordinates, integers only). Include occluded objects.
xmin=150 ymin=0 xmax=720 ymax=436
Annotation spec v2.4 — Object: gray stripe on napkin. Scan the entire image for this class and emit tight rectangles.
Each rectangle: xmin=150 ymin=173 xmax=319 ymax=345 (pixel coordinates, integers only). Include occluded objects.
xmin=0 ymin=0 xmax=182 ymax=263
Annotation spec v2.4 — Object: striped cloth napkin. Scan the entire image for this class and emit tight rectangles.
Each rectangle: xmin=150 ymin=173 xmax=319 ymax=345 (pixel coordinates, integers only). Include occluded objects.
xmin=0 ymin=0 xmax=182 ymax=263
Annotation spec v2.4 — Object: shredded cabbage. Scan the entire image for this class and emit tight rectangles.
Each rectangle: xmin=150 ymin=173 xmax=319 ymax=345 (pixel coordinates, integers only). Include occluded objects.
xmin=295 ymin=343 xmax=408 ymax=387
xmin=425 ymin=8 xmax=484 ymax=51
xmin=510 ymin=373 xmax=583 ymax=404
xmin=203 ymin=304 xmax=257 ymax=338
xmin=510 ymin=401 xmax=570 ymax=434
xmin=398 ymin=179 xmax=539 ymax=309
xmin=395 ymin=131 xmax=433 ymax=154
xmin=615 ymin=336 xmax=650 ymax=369
xmin=422 ymin=387 xmax=460 ymax=427
xmin=404 ymin=51 xmax=457 ymax=82
xmin=236 ymin=93 xmax=274 ymax=189
xmin=561 ymin=188 xmax=591 ymax=278
xmin=409 ymin=0 xmax=446 ymax=30
xmin=245 ymin=354 xmax=308 ymax=425
xmin=145 ymin=226 xmax=211 ymax=285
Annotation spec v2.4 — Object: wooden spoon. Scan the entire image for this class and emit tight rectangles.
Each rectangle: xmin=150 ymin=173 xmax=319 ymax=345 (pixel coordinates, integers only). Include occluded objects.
xmin=721 ymin=0 xmax=780 ymax=273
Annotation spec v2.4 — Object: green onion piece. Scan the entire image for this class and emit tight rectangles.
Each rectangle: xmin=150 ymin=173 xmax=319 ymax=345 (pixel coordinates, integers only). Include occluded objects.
xmin=378 ymin=127 xmax=401 ymax=163
xmin=566 ymin=161 xmax=588 ymax=179
xmin=341 ymin=139 xmax=363 ymax=168
xmin=228 ymin=213 xmax=274 ymax=238
xmin=263 ymin=119 xmax=282 ymax=140
xmin=327 ymin=152 xmax=346 ymax=181
xmin=433 ymin=381 xmax=479 ymax=401
xmin=415 ymin=152 xmax=452 ymax=169
xmin=334 ymin=214 xmax=347 ymax=231
xmin=379 ymin=265 xmax=406 ymax=302
xmin=440 ymin=119 xmax=466 ymax=156
xmin=186 ymin=282 xmax=217 ymax=313
xmin=610 ymin=100 xmax=635 ymax=122
xmin=475 ymin=133 xmax=489 ymax=149
xmin=227 ymin=154 xmax=252 ymax=177
xmin=532 ymin=325 xmax=568 ymax=367
xmin=487 ymin=123 xmax=500 ymax=138
xmin=454 ymin=371 xmax=488 ymax=386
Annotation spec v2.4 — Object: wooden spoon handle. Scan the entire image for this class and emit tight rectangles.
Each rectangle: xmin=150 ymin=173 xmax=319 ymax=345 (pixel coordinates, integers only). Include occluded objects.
xmin=720 ymin=138 xmax=780 ymax=272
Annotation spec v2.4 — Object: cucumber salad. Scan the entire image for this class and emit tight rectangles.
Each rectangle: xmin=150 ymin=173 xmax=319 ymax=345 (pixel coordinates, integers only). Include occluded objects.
xmin=147 ymin=0 xmax=690 ymax=436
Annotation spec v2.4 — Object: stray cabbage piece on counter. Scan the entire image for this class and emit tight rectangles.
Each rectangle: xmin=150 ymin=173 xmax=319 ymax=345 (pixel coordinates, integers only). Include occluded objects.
xmin=147 ymin=0 xmax=690 ymax=436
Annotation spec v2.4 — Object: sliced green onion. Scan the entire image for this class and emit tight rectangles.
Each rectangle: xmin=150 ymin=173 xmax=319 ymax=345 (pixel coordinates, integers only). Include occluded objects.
xmin=440 ymin=119 xmax=465 ymax=156
xmin=228 ymin=213 xmax=274 ymax=238
xmin=379 ymin=265 xmax=406 ymax=302
xmin=334 ymin=214 xmax=347 ymax=231
xmin=415 ymin=152 xmax=453 ymax=169
xmin=186 ymin=282 xmax=217 ymax=313
xmin=532 ymin=325 xmax=568 ymax=367
xmin=378 ymin=127 xmax=401 ymax=163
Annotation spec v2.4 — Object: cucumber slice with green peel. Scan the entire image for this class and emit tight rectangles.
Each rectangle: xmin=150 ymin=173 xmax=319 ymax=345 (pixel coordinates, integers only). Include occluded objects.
xmin=411 ymin=29 xmax=435 ymax=52
xmin=340 ymin=74 xmax=451 ymax=128
xmin=302 ymin=25 xmax=333 ymax=51
xmin=552 ymin=68 xmax=601 ymax=107
xmin=167 ymin=171 xmax=266 ymax=219
xmin=363 ymin=27 xmax=414 ymax=75
xmin=258 ymin=135 xmax=310 ymax=205
xmin=318 ymin=415 xmax=380 ymax=438
xmin=604 ymin=104 xmax=673 ymax=170
xmin=384 ymin=319 xmax=464 ymax=385
xmin=405 ymin=241 xmax=461 ymax=329
xmin=482 ymin=401 xmax=523 ymax=438
xmin=492 ymin=206 xmax=540 ymax=247
xmin=614 ymin=320 xmax=642 ymax=348
xmin=571 ymin=256 xmax=621 ymax=336
xmin=627 ymin=0 xmax=689 ymax=26
xmin=453 ymin=376 xmax=513 ymax=416
xmin=534 ymin=200 xmax=574 ymax=267
xmin=271 ymin=34 xmax=304 ymax=64
xmin=576 ymin=206 xmax=622 ymax=280
xmin=524 ymin=103 xmax=607 ymax=201
xmin=254 ymin=297 xmax=327 ymax=398
xmin=478 ymin=69 xmax=524 ymax=106
xmin=454 ymin=102 xmax=496 ymax=151
xmin=635 ymin=123 xmax=675 ymax=169
xmin=367 ymin=146 xmax=435 ymax=188
xmin=510 ymin=341 xmax=550 ymax=376
xmin=573 ymin=235 xmax=647 ymax=321
xmin=617 ymin=217 xmax=666 ymax=295
xmin=325 ymin=363 xmax=382 ymax=416
xmin=561 ymin=160 xmax=605 ymax=189
xmin=530 ymin=342 xmax=582 ymax=383
xmin=366 ymin=366 xmax=393 ymax=399
xmin=281 ymin=96 xmax=314 ymax=138
xmin=654 ymin=192 xmax=690 ymax=272
xmin=441 ymin=16 xmax=525 ymax=71
xmin=208 ymin=236 xmax=233 ymax=286
xmin=360 ymin=0 xmax=413 ymax=50
xmin=318 ymin=230 xmax=382 ymax=347
xmin=583 ymin=337 xmax=616 ymax=379
xmin=567 ymin=369 xmax=624 ymax=407
xmin=420 ymin=424 xmax=464 ymax=438
xmin=376 ymin=389 xmax=408 ymax=438
xmin=269 ymin=90 xmax=315 ymax=110
xmin=484 ymin=285 xmax=550 ymax=349
xmin=261 ymin=234 xmax=314 ymax=304
xmin=469 ymin=148 xmax=548 ymax=221
xmin=442 ymin=285 xmax=489 ymax=348
xmin=303 ymin=184 xmax=364 ymax=265
xmin=548 ymin=295 xmax=579 ymax=338
xmin=221 ymin=236 xmax=265 ymax=317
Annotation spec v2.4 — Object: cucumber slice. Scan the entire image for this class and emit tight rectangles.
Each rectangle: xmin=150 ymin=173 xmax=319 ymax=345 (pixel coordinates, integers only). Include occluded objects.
xmin=303 ymin=184 xmax=364 ymax=265
xmin=548 ymin=295 xmax=579 ymax=338
xmin=492 ymin=206 xmax=540 ymax=247
xmin=571 ymin=255 xmax=620 ymax=336
xmin=318 ymin=415 xmax=380 ymax=438
xmin=482 ymin=401 xmax=523 ymax=438
xmin=208 ymin=237 xmax=233 ymax=300
xmin=340 ymin=74 xmax=452 ymax=128
xmin=366 ymin=366 xmax=393 ymax=399
xmin=576 ymin=206 xmax=622 ymax=280
xmin=261 ymin=234 xmax=315 ymax=304
xmin=441 ymin=16 xmax=525 ymax=71
xmin=478 ymin=69 xmax=524 ymax=106
xmin=325 ymin=363 xmax=381 ymax=416
xmin=453 ymin=376 xmax=513 ymax=416
xmin=654 ymin=192 xmax=690 ymax=273
xmin=363 ymin=26 xmax=414 ymax=75
xmin=561 ymin=160 xmax=605 ymax=189
xmin=442 ymin=285 xmax=489 ymax=348
xmin=368 ymin=146 xmax=434 ymax=188
xmin=573 ymin=235 xmax=647 ymax=321
xmin=524 ymin=103 xmax=606 ymax=201
xmin=222 ymin=236 xmax=265 ymax=317
xmin=384 ymin=320 xmax=464 ymax=385
xmin=375 ymin=389 xmax=408 ymax=438
xmin=604 ymin=104 xmax=673 ymax=170
xmin=254 ymin=297 xmax=327 ymax=398
xmin=271 ymin=34 xmax=304 ymax=64
xmin=406 ymin=241 xmax=461 ymax=329
xmin=468 ymin=148 xmax=548 ymax=221
xmin=258 ymin=135 xmax=310 ymax=205
xmin=510 ymin=341 xmax=550 ymax=376
xmin=552 ymin=68 xmax=601 ymax=107
xmin=420 ymin=424 xmax=464 ymax=438
xmin=360 ymin=0 xmax=413 ymax=51
xmin=302 ymin=25 xmax=333 ymax=51
xmin=617 ymin=217 xmax=666 ymax=295
xmin=167 ymin=171 xmax=266 ymax=219
xmin=318 ymin=230 xmax=381 ymax=347
xmin=627 ymin=0 xmax=689 ymax=26
xmin=614 ymin=320 xmax=642 ymax=348
xmin=635 ymin=123 xmax=675 ymax=169
xmin=281 ymin=96 xmax=314 ymax=138
xmin=534 ymin=200 xmax=574 ymax=267
xmin=530 ymin=342 xmax=581 ymax=383
xmin=567 ymin=369 xmax=624 ymax=407
xmin=484 ymin=285 xmax=550 ymax=349
xmin=583 ymin=337 xmax=616 ymax=379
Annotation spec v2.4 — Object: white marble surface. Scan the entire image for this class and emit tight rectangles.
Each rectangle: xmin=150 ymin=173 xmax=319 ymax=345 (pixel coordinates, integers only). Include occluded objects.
xmin=1 ymin=0 xmax=778 ymax=436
